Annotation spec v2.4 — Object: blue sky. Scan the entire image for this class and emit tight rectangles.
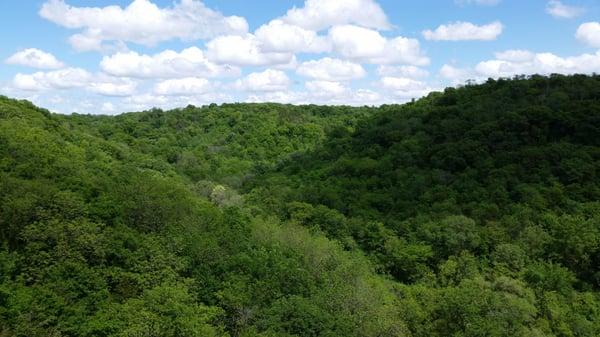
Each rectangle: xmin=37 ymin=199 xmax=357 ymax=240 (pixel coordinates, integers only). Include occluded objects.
xmin=1 ymin=0 xmax=599 ymax=114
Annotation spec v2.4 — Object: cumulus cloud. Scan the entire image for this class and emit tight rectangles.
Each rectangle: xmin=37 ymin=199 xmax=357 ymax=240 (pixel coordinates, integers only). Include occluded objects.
xmin=255 ymin=20 xmax=330 ymax=53
xmin=329 ymin=25 xmax=429 ymax=65
xmin=39 ymin=0 xmax=248 ymax=51
xmin=246 ymin=87 xmax=383 ymax=106
xmin=494 ymin=50 xmax=535 ymax=62
xmin=125 ymin=92 xmax=233 ymax=111
xmin=439 ymin=64 xmax=477 ymax=83
xmin=380 ymin=77 xmax=425 ymax=91
xmin=304 ymin=81 xmax=386 ymax=104
xmin=101 ymin=102 xmax=115 ymax=113
xmin=245 ymin=91 xmax=302 ymax=104
xmin=377 ymin=65 xmax=429 ymax=79
xmin=122 ymin=92 xmax=222 ymax=110
xmin=423 ymin=21 xmax=503 ymax=41
xmin=546 ymin=1 xmax=584 ymax=19
xmin=281 ymin=0 xmax=390 ymax=31
xmin=576 ymin=22 xmax=600 ymax=48
xmin=12 ymin=68 xmax=137 ymax=96
xmin=476 ymin=52 xmax=600 ymax=77
xmin=206 ymin=34 xmax=294 ymax=66
xmin=124 ymin=93 xmax=169 ymax=107
xmin=296 ymin=57 xmax=366 ymax=81
xmin=225 ymin=75 xmax=420 ymax=107
xmin=154 ymin=77 xmax=212 ymax=96
xmin=100 ymin=47 xmax=239 ymax=79
xmin=88 ymin=79 xmax=137 ymax=97
xmin=18 ymin=0 xmax=600 ymax=112
xmin=380 ymin=76 xmax=436 ymax=99
xmin=13 ymin=68 xmax=92 ymax=91
xmin=5 ymin=48 xmax=65 ymax=69
xmin=440 ymin=49 xmax=600 ymax=83
xmin=347 ymin=89 xmax=384 ymax=105
xmin=329 ymin=25 xmax=386 ymax=58
xmin=373 ymin=37 xmax=430 ymax=65
xmin=305 ymin=80 xmax=348 ymax=96
xmin=235 ymin=69 xmax=290 ymax=92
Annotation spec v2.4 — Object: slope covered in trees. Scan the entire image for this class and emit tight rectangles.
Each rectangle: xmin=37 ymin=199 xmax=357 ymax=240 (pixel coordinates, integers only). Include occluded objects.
xmin=250 ymin=74 xmax=600 ymax=336
xmin=1 ymin=74 xmax=600 ymax=337
xmin=0 ymin=99 xmax=400 ymax=336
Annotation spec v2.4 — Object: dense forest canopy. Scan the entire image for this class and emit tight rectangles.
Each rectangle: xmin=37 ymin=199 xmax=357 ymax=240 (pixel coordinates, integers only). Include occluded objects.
xmin=0 ymin=74 xmax=599 ymax=336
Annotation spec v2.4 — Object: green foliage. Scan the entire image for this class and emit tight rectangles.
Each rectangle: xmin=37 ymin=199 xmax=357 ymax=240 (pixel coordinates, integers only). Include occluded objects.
xmin=250 ymin=75 xmax=600 ymax=336
xmin=1 ymin=75 xmax=600 ymax=336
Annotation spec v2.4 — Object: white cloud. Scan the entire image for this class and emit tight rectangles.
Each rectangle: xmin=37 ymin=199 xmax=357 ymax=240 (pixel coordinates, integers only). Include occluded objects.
xmin=423 ymin=21 xmax=503 ymax=41
xmin=305 ymin=80 xmax=348 ymax=96
xmin=12 ymin=68 xmax=138 ymax=97
xmin=329 ymin=25 xmax=429 ymax=65
xmin=296 ymin=57 xmax=366 ymax=81
xmin=455 ymin=0 xmax=501 ymax=6
xmin=245 ymin=91 xmax=303 ymax=104
xmin=380 ymin=76 xmax=435 ymax=98
xmin=441 ymin=50 xmax=600 ymax=83
xmin=12 ymin=74 xmax=46 ymax=91
xmin=373 ymin=37 xmax=430 ymax=65
xmin=476 ymin=51 xmax=600 ymax=77
xmin=439 ymin=64 xmax=477 ymax=83
xmin=246 ymin=87 xmax=384 ymax=106
xmin=255 ymin=19 xmax=330 ymax=53
xmin=576 ymin=22 xmax=600 ymax=48
xmin=101 ymin=102 xmax=115 ymax=113
xmin=304 ymin=81 xmax=384 ymax=104
xmin=281 ymin=0 xmax=390 ymax=31
xmin=380 ymin=77 xmax=424 ymax=91
xmin=5 ymin=48 xmax=65 ymax=69
xmin=350 ymin=89 xmax=384 ymax=105
xmin=329 ymin=25 xmax=386 ymax=58
xmin=13 ymin=68 xmax=92 ymax=91
xmin=89 ymin=78 xmax=137 ymax=97
xmin=494 ymin=49 xmax=535 ymax=62
xmin=235 ymin=69 xmax=290 ymax=92
xmin=100 ymin=47 xmax=239 ymax=79
xmin=546 ymin=1 xmax=584 ymax=19
xmin=39 ymin=0 xmax=248 ymax=51
xmin=272 ymin=56 xmax=300 ymax=71
xmin=68 ymin=34 xmax=104 ymax=53
xmin=154 ymin=77 xmax=212 ymax=96
xmin=377 ymin=65 xmax=429 ymax=79
xmin=124 ymin=92 xmax=233 ymax=111
xmin=125 ymin=93 xmax=169 ymax=107
xmin=48 ymin=95 xmax=64 ymax=105
xmin=206 ymin=34 xmax=294 ymax=66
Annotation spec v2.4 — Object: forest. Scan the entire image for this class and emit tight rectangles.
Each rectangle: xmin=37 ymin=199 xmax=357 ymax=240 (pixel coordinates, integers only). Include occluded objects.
xmin=0 ymin=74 xmax=599 ymax=336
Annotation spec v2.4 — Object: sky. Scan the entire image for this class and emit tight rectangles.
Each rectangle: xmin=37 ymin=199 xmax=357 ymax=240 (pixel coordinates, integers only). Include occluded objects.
xmin=0 ymin=0 xmax=599 ymax=114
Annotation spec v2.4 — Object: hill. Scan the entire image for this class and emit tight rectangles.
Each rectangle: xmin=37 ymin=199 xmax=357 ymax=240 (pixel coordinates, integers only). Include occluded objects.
xmin=1 ymin=74 xmax=600 ymax=336
xmin=249 ymin=74 xmax=600 ymax=336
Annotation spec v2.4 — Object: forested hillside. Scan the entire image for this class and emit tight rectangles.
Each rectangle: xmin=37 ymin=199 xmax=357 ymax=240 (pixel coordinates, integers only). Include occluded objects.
xmin=1 ymin=74 xmax=600 ymax=337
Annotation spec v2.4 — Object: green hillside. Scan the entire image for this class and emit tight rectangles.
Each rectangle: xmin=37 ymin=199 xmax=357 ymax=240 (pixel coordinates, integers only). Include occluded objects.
xmin=1 ymin=74 xmax=599 ymax=336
